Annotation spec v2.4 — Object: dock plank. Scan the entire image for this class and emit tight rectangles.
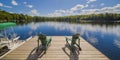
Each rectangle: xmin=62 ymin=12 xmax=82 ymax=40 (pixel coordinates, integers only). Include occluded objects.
xmin=1 ymin=36 xmax=110 ymax=60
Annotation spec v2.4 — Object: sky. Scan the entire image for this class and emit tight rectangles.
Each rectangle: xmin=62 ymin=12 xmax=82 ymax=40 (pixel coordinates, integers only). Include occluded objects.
xmin=0 ymin=0 xmax=120 ymax=17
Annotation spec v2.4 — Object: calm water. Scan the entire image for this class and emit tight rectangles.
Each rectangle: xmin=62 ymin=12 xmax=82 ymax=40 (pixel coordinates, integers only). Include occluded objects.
xmin=3 ymin=22 xmax=120 ymax=60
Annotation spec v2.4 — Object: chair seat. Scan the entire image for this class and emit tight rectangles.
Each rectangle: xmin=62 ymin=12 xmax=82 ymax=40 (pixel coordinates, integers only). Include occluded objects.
xmin=37 ymin=34 xmax=52 ymax=53
xmin=65 ymin=35 xmax=81 ymax=51
xmin=68 ymin=40 xmax=72 ymax=45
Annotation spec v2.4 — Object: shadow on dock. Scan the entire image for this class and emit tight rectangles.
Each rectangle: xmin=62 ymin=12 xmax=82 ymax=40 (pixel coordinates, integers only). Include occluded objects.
xmin=27 ymin=46 xmax=46 ymax=60
xmin=62 ymin=44 xmax=82 ymax=60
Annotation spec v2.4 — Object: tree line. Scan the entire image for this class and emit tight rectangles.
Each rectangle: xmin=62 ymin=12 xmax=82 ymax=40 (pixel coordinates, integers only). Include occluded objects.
xmin=0 ymin=10 xmax=120 ymax=23
xmin=0 ymin=10 xmax=33 ymax=23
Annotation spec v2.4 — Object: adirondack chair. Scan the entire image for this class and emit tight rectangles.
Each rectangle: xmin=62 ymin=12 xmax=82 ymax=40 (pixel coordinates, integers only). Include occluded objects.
xmin=65 ymin=34 xmax=81 ymax=52
xmin=36 ymin=34 xmax=52 ymax=53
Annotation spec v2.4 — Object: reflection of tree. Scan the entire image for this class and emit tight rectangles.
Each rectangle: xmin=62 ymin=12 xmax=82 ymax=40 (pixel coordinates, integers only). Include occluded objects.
xmin=62 ymin=44 xmax=80 ymax=60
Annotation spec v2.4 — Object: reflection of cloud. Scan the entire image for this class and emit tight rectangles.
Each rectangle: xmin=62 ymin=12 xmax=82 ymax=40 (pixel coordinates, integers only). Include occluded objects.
xmin=46 ymin=22 xmax=120 ymax=45
xmin=29 ymin=22 xmax=40 ymax=30
xmin=46 ymin=22 xmax=120 ymax=38
xmin=114 ymin=39 xmax=120 ymax=48
xmin=85 ymin=32 xmax=98 ymax=44
xmin=16 ymin=22 xmax=120 ymax=43
xmin=28 ymin=31 xmax=32 ymax=35
xmin=89 ymin=37 xmax=98 ymax=44
xmin=47 ymin=22 xmax=81 ymax=34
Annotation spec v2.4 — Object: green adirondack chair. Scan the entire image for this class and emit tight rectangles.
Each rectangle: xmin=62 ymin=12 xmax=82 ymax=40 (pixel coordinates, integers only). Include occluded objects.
xmin=36 ymin=34 xmax=52 ymax=53
xmin=65 ymin=34 xmax=81 ymax=52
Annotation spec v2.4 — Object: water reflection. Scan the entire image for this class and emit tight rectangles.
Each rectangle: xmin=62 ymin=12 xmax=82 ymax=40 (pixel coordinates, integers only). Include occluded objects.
xmin=43 ymin=22 xmax=120 ymax=37
xmin=85 ymin=32 xmax=98 ymax=45
xmin=47 ymin=22 xmax=80 ymax=34
xmin=29 ymin=22 xmax=41 ymax=30
xmin=26 ymin=22 xmax=120 ymax=47
xmin=114 ymin=39 xmax=120 ymax=48
xmin=9 ymin=22 xmax=120 ymax=60
xmin=28 ymin=31 xmax=32 ymax=35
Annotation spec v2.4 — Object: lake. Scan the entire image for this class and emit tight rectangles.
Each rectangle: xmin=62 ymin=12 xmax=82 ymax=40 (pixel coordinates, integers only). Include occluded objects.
xmin=3 ymin=22 xmax=120 ymax=60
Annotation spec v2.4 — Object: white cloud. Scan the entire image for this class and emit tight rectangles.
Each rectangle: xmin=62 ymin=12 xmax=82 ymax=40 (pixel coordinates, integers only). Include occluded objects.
xmin=48 ymin=4 xmax=88 ymax=17
xmin=113 ymin=4 xmax=120 ymax=9
xmin=81 ymin=4 xmax=120 ymax=14
xmin=71 ymin=4 xmax=85 ymax=12
xmin=91 ymin=5 xmax=95 ymax=8
xmin=0 ymin=2 xmax=12 ymax=8
xmin=81 ymin=9 xmax=99 ymax=14
xmin=23 ymin=2 xmax=33 ymax=8
xmin=85 ymin=4 xmax=89 ymax=7
xmin=87 ymin=0 xmax=96 ymax=4
xmin=27 ymin=5 xmax=33 ymax=8
xmin=11 ymin=0 xmax=18 ymax=6
xmin=100 ymin=3 xmax=104 ymax=6
xmin=29 ymin=9 xmax=40 ymax=16
xmin=4 ymin=5 xmax=12 ymax=8
xmin=23 ymin=2 xmax=27 ymax=5
xmin=0 ymin=2 xmax=3 ymax=6
xmin=48 ymin=3 xmax=120 ymax=17
xmin=48 ymin=10 xmax=66 ymax=17
xmin=70 ymin=4 xmax=88 ymax=13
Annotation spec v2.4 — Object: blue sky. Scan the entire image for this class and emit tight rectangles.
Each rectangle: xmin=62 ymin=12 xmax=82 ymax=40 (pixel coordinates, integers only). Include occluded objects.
xmin=0 ymin=0 xmax=120 ymax=16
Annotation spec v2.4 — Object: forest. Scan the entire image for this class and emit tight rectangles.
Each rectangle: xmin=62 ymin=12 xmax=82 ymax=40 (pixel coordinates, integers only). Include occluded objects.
xmin=0 ymin=9 xmax=120 ymax=23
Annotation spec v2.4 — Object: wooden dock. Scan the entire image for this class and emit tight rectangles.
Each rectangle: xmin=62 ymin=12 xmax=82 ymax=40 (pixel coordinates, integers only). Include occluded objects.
xmin=1 ymin=36 xmax=110 ymax=60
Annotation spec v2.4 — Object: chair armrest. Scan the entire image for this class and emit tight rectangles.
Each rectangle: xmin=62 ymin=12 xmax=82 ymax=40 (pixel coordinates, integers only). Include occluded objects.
xmin=44 ymin=37 xmax=52 ymax=51
xmin=65 ymin=37 xmax=72 ymax=41
xmin=46 ymin=37 xmax=52 ymax=46
xmin=78 ymin=37 xmax=80 ymax=40
xmin=0 ymin=43 xmax=8 ymax=49
xmin=65 ymin=37 xmax=72 ymax=45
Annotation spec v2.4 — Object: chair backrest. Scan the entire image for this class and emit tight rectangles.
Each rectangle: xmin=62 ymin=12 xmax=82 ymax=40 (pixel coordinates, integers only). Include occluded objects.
xmin=38 ymin=34 xmax=46 ymax=45
xmin=71 ymin=33 xmax=80 ymax=44
xmin=72 ymin=33 xmax=80 ymax=39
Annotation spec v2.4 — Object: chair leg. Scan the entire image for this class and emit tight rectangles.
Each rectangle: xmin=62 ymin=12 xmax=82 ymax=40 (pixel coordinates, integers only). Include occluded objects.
xmin=44 ymin=46 xmax=48 ymax=54
xmin=36 ymin=47 xmax=39 ymax=52
xmin=70 ymin=45 xmax=74 ymax=52
xmin=44 ymin=49 xmax=46 ymax=54
xmin=75 ymin=44 xmax=81 ymax=51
